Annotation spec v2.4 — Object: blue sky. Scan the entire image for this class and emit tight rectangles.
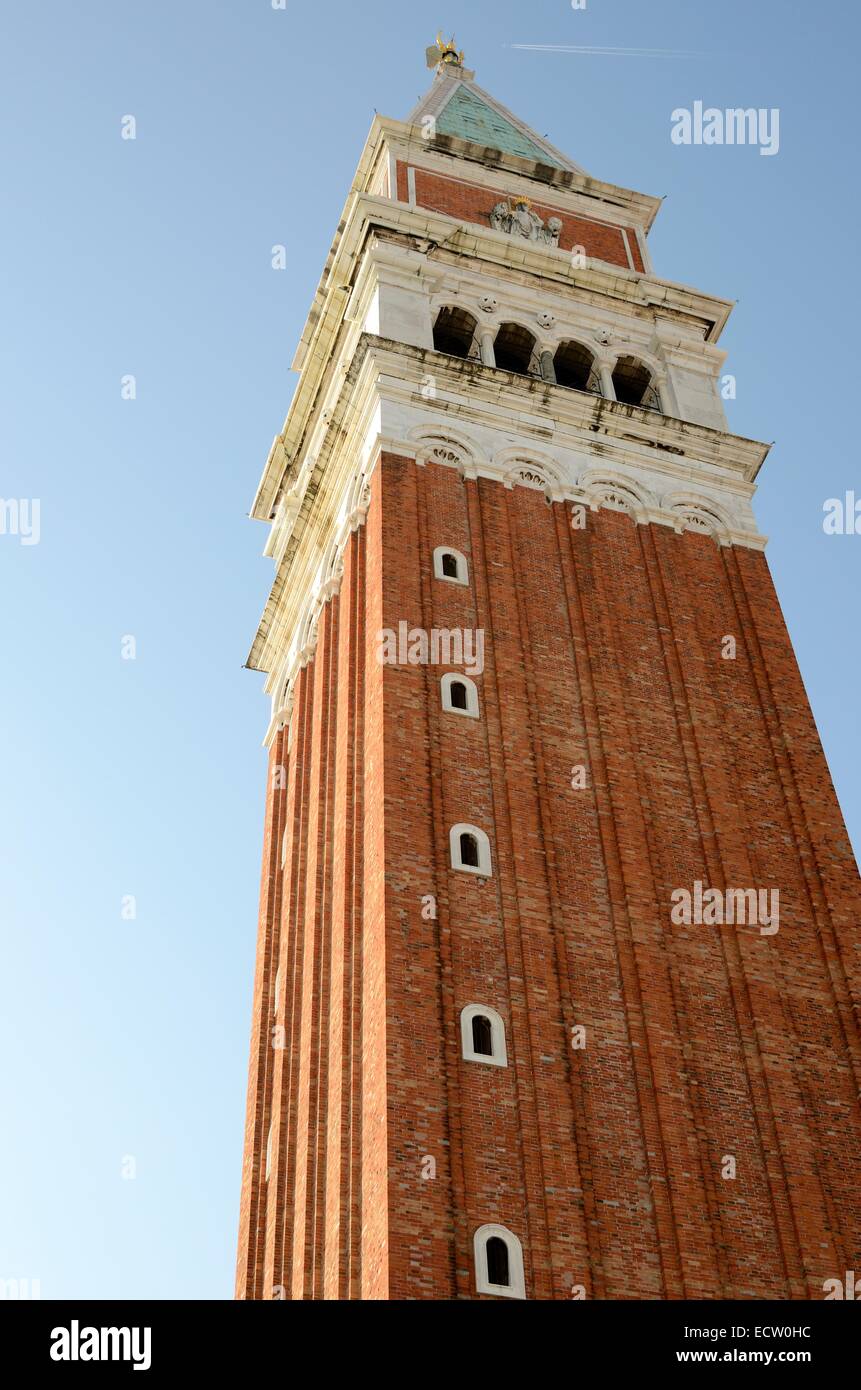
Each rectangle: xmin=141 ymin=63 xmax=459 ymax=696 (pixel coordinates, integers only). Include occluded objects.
xmin=1 ymin=0 xmax=858 ymax=1300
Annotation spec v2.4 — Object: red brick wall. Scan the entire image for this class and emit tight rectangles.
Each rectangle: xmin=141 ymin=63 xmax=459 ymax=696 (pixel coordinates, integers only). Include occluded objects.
xmin=395 ymin=161 xmax=645 ymax=273
xmin=237 ymin=453 xmax=861 ymax=1299
xmin=236 ymin=527 xmax=377 ymax=1300
xmin=235 ymin=732 xmax=286 ymax=1299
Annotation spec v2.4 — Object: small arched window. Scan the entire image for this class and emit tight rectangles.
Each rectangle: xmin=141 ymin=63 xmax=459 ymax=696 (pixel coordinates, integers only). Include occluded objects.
xmin=450 ymin=824 xmax=492 ymax=876
xmin=441 ymin=672 xmax=480 ymax=719
xmin=433 ymin=307 xmax=480 ymax=360
xmin=493 ymin=322 xmax=539 ymax=376
xmin=433 ymin=546 xmax=469 ymax=586
xmin=460 ymin=1004 xmax=508 ymax=1066
xmin=553 ymin=340 xmax=602 ymax=394
xmin=611 ymin=355 xmax=662 ymax=411
xmin=473 ymin=1224 xmax=526 ymax=1299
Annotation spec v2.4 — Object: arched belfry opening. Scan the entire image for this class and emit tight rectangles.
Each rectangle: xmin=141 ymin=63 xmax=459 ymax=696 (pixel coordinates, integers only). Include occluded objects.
xmin=433 ymin=307 xmax=480 ymax=361
xmin=493 ymin=322 xmax=539 ymax=376
xmin=611 ymin=355 xmax=661 ymax=411
xmin=553 ymin=340 xmax=602 ymax=393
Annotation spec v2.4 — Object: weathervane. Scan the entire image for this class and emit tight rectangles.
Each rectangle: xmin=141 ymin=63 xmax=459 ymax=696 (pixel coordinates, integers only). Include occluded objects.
xmin=426 ymin=32 xmax=465 ymax=70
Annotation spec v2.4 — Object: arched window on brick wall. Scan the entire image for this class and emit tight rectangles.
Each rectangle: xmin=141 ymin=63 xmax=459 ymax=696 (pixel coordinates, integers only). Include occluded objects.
xmin=433 ymin=546 xmax=469 ymax=586
xmin=473 ymin=1225 xmax=526 ymax=1299
xmin=441 ymin=672 xmax=480 ymax=718
xmin=460 ymin=1004 xmax=507 ymax=1067
xmin=450 ymin=824 xmax=492 ymax=876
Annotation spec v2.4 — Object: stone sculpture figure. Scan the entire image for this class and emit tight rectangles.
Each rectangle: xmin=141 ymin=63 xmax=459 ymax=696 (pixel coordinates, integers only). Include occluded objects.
xmin=490 ymin=198 xmax=562 ymax=247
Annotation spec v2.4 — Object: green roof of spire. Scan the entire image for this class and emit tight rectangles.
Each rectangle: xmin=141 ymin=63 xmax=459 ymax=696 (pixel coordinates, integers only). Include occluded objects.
xmin=435 ymin=85 xmax=565 ymax=167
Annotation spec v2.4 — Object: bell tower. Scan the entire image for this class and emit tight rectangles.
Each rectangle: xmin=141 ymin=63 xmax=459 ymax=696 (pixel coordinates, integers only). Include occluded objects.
xmin=236 ymin=43 xmax=861 ymax=1300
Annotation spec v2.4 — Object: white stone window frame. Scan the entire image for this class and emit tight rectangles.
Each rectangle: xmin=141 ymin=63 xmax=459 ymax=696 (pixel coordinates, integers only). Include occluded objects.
xmin=473 ymin=1224 xmax=526 ymax=1300
xmin=433 ymin=546 xmax=469 ymax=586
xmin=450 ymin=823 xmax=492 ymax=877
xmin=441 ymin=672 xmax=480 ymax=719
xmin=460 ymin=1004 xmax=508 ymax=1068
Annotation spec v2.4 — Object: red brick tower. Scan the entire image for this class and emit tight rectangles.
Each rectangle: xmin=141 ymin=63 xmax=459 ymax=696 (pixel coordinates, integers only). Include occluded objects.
xmin=236 ymin=43 xmax=861 ymax=1300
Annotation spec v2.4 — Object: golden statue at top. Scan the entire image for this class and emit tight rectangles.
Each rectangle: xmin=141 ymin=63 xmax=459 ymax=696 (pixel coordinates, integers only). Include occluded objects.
xmin=426 ymin=33 xmax=465 ymax=70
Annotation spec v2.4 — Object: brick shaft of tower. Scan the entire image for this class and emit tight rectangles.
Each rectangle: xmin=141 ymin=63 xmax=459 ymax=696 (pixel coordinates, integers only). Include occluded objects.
xmin=236 ymin=53 xmax=861 ymax=1301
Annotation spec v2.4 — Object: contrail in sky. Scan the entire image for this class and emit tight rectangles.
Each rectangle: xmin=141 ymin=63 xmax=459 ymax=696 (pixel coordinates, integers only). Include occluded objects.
xmin=509 ymin=44 xmax=712 ymax=57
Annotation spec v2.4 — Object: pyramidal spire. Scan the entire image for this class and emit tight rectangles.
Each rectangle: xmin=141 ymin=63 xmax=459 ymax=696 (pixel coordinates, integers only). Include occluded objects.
xmin=409 ymin=37 xmax=583 ymax=173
